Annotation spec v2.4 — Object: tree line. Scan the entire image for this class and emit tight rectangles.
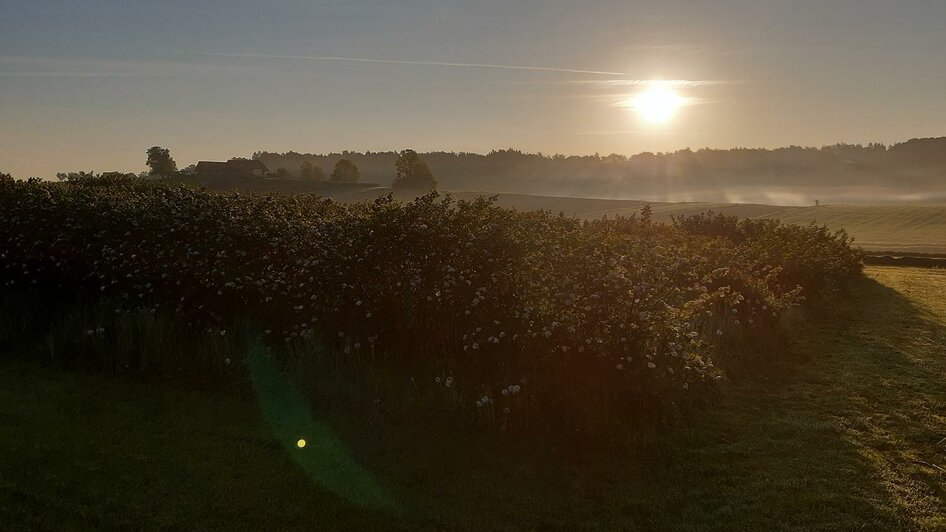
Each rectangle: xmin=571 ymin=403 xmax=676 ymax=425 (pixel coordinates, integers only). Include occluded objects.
xmin=251 ymin=137 xmax=946 ymax=197
xmin=10 ymin=137 xmax=944 ymax=201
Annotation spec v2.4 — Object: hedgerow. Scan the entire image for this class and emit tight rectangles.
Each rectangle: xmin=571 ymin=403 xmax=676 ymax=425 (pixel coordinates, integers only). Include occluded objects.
xmin=0 ymin=177 xmax=863 ymax=436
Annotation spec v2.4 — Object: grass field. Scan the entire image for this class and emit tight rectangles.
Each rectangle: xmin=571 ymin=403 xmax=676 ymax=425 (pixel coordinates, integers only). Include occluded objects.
xmin=191 ymin=179 xmax=946 ymax=254
xmin=303 ymin=186 xmax=946 ymax=255
xmin=2 ymin=266 xmax=945 ymax=530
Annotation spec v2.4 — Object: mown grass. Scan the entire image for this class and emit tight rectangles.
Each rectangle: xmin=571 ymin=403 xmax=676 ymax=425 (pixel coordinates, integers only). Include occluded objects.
xmin=2 ymin=266 xmax=945 ymax=530
xmin=761 ymin=205 xmax=946 ymax=255
xmin=316 ymin=188 xmax=946 ymax=254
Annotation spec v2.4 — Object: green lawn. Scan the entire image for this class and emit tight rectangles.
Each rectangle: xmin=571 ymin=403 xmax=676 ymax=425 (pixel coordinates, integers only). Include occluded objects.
xmin=2 ymin=266 xmax=945 ymax=530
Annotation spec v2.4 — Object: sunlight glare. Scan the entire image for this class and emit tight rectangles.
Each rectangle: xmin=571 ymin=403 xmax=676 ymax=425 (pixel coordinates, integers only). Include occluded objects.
xmin=629 ymin=83 xmax=685 ymax=124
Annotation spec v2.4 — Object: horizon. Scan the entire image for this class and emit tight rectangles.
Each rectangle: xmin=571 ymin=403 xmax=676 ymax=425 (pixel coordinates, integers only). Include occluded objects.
xmin=4 ymin=135 xmax=941 ymax=181
xmin=2 ymin=0 xmax=945 ymax=179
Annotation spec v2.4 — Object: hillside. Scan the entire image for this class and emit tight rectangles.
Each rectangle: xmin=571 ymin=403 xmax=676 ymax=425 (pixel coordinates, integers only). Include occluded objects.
xmin=297 ymin=186 xmax=946 ymax=255
xmin=251 ymin=137 xmax=946 ymax=204
xmin=758 ymin=205 xmax=946 ymax=255
xmin=3 ymin=266 xmax=944 ymax=530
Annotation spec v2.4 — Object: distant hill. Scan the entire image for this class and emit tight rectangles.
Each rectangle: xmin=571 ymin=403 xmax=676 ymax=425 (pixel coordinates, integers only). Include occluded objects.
xmin=293 ymin=186 xmax=946 ymax=255
xmin=250 ymin=137 xmax=946 ymax=205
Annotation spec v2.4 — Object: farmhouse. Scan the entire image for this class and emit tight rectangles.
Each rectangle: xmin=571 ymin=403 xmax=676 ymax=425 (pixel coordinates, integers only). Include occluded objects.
xmin=195 ymin=159 xmax=268 ymax=178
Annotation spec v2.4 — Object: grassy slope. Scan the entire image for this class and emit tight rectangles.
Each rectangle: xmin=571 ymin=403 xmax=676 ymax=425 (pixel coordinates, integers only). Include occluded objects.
xmin=2 ymin=267 xmax=945 ymax=531
xmin=316 ymin=188 xmax=946 ymax=254
xmin=759 ymin=205 xmax=946 ymax=255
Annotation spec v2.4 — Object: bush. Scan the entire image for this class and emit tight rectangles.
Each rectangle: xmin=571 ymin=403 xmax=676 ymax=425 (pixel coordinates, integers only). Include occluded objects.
xmin=0 ymin=178 xmax=862 ymax=437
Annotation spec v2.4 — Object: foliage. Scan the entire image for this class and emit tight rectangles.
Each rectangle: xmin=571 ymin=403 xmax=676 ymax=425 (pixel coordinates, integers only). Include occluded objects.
xmin=146 ymin=146 xmax=177 ymax=177
xmin=331 ymin=159 xmax=360 ymax=183
xmin=3 ymin=268 xmax=940 ymax=530
xmin=56 ymin=171 xmax=138 ymax=183
xmin=299 ymin=160 xmax=325 ymax=181
xmin=56 ymin=171 xmax=97 ymax=182
xmin=392 ymin=149 xmax=436 ymax=190
xmin=0 ymin=178 xmax=863 ymax=436
xmin=252 ymin=137 xmax=946 ymax=200
xmin=672 ymin=212 xmax=863 ymax=297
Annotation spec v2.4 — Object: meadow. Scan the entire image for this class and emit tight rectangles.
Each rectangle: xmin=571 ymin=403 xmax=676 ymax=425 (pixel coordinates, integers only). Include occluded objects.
xmin=2 ymin=266 xmax=944 ymax=530
xmin=6 ymin=175 xmax=943 ymax=530
xmin=214 ymin=182 xmax=946 ymax=255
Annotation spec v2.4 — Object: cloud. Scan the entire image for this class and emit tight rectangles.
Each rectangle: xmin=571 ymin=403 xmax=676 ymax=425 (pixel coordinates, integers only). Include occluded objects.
xmin=0 ymin=55 xmax=265 ymax=79
xmin=181 ymin=51 xmax=629 ymax=77
xmin=564 ymin=79 xmax=731 ymax=87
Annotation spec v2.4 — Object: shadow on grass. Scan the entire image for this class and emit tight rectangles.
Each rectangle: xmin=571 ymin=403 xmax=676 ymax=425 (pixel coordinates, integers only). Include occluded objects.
xmin=328 ymin=271 xmax=946 ymax=530
xmin=2 ymin=270 xmax=945 ymax=530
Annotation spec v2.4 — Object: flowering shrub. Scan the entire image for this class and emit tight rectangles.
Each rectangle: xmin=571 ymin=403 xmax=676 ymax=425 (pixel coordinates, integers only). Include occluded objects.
xmin=672 ymin=211 xmax=863 ymax=297
xmin=0 ymin=178 xmax=862 ymax=436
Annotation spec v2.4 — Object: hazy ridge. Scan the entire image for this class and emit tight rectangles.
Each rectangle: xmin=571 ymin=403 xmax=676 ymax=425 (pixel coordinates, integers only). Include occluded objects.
xmin=252 ymin=137 xmax=946 ymax=205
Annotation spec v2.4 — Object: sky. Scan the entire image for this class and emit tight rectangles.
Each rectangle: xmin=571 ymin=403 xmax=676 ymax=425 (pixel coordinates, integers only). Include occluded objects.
xmin=1 ymin=0 xmax=944 ymax=178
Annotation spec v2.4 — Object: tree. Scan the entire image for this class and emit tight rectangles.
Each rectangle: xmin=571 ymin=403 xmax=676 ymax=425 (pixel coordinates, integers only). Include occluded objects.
xmin=273 ymin=168 xmax=290 ymax=180
xmin=330 ymin=159 xmax=360 ymax=183
xmin=392 ymin=149 xmax=436 ymax=190
xmin=300 ymin=160 xmax=325 ymax=181
xmin=146 ymin=146 xmax=177 ymax=177
xmin=56 ymin=171 xmax=97 ymax=182
xmin=0 ymin=171 xmax=12 ymax=183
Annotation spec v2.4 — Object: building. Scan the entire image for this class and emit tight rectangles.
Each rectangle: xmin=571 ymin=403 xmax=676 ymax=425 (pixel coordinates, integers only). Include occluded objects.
xmin=195 ymin=159 xmax=268 ymax=178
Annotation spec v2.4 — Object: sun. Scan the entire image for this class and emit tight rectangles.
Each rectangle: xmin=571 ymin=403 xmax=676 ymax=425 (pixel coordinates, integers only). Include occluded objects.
xmin=629 ymin=83 xmax=685 ymax=124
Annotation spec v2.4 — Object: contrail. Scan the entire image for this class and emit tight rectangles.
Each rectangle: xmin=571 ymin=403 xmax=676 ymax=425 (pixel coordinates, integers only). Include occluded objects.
xmin=187 ymin=51 xmax=628 ymax=77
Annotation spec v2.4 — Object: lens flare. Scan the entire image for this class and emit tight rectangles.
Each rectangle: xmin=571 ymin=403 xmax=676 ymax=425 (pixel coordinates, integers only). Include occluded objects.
xmin=296 ymin=438 xmax=307 ymax=448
